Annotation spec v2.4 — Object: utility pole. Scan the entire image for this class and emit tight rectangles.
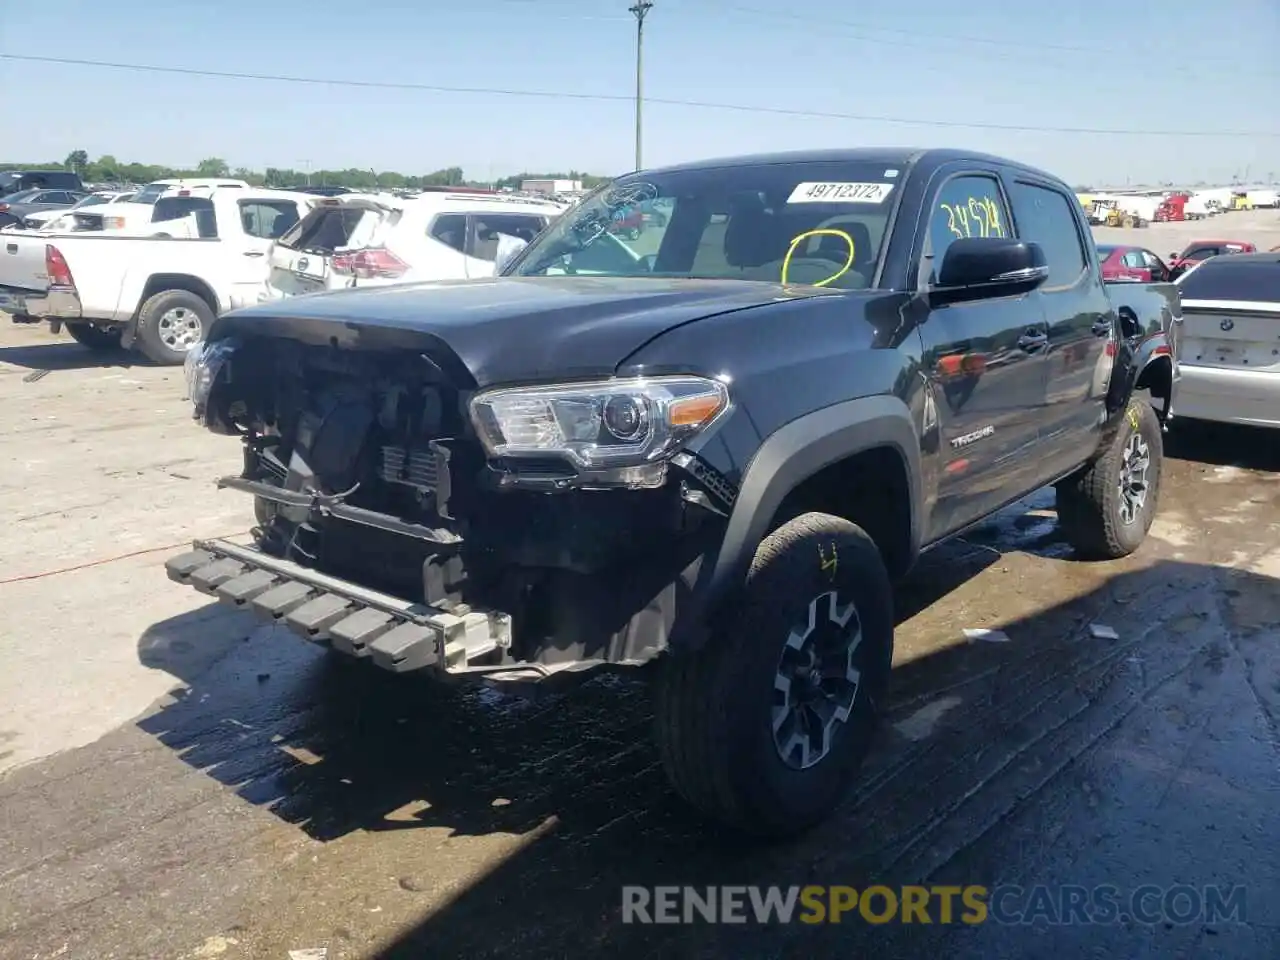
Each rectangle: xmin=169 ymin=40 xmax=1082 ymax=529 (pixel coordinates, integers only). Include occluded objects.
xmin=629 ymin=1 xmax=653 ymax=172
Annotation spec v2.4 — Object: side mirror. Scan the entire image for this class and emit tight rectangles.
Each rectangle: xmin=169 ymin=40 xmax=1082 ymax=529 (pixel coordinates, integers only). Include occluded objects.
xmin=493 ymin=233 xmax=528 ymax=274
xmin=930 ymin=238 xmax=1049 ymax=305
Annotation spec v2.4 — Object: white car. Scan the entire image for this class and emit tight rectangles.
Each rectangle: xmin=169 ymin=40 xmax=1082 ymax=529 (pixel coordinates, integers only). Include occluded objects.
xmin=264 ymin=190 xmax=565 ymax=297
xmin=23 ymin=190 xmax=136 ymax=232
xmin=68 ymin=178 xmax=250 ymax=233
xmin=0 ymin=189 xmax=321 ymax=364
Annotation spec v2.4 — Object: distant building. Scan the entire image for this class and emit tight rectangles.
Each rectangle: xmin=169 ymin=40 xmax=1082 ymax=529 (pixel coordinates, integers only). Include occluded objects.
xmin=521 ymin=178 xmax=582 ymax=195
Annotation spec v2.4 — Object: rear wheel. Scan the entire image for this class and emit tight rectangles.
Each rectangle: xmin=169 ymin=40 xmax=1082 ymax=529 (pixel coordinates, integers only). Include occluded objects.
xmin=64 ymin=322 xmax=123 ymax=352
xmin=135 ymin=289 xmax=214 ymax=365
xmin=653 ymin=512 xmax=894 ymax=838
xmin=1057 ymin=398 xmax=1163 ymax=559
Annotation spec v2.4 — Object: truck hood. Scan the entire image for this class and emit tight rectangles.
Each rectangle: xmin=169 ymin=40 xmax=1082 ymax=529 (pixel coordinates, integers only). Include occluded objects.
xmin=209 ymin=276 xmax=838 ymax=387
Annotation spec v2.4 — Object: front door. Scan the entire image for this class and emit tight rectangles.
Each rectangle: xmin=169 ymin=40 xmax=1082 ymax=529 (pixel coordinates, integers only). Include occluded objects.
xmin=915 ymin=171 xmax=1052 ymax=538
xmin=1005 ymin=178 xmax=1113 ymax=479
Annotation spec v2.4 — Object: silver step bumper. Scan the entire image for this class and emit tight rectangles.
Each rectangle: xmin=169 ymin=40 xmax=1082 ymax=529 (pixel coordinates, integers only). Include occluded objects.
xmin=166 ymin=538 xmax=521 ymax=676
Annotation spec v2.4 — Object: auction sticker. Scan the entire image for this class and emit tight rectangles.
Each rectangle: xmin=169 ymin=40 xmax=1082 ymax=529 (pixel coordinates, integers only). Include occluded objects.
xmin=787 ymin=182 xmax=895 ymax=204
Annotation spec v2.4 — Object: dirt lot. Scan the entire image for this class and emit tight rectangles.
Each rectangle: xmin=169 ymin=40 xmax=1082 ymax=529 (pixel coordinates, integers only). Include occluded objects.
xmin=1092 ymin=207 xmax=1280 ymax=259
xmin=1 ymin=222 xmax=1278 ymax=959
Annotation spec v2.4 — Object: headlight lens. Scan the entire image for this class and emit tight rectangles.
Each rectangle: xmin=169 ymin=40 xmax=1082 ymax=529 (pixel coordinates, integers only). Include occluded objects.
xmin=469 ymin=375 xmax=729 ymax=470
xmin=183 ymin=337 xmax=239 ymax=423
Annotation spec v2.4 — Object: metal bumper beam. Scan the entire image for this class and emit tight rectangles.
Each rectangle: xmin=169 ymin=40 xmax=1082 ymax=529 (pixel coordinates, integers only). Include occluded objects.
xmin=165 ymin=538 xmax=518 ymax=676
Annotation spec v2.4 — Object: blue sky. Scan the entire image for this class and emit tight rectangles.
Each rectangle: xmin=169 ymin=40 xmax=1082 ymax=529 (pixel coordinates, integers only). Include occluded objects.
xmin=2 ymin=0 xmax=1277 ymax=183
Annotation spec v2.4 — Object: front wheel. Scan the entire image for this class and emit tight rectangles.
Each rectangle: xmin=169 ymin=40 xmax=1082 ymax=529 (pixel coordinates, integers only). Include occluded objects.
xmin=134 ymin=289 xmax=214 ymax=365
xmin=653 ymin=512 xmax=894 ymax=838
xmin=1056 ymin=398 xmax=1163 ymax=559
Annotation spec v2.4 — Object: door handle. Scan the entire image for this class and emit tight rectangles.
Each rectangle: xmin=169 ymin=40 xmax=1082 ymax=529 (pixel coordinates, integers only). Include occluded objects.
xmin=243 ymin=250 xmax=265 ymax=258
xmin=1091 ymin=319 xmax=1113 ymax=337
xmin=1016 ymin=330 xmax=1048 ymax=351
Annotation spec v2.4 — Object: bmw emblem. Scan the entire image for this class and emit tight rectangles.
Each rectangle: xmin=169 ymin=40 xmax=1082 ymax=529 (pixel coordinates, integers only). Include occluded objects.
xmin=1220 ymin=317 xmax=1234 ymax=331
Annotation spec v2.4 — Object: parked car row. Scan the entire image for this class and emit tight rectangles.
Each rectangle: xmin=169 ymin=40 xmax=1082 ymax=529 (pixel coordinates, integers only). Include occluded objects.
xmin=1098 ymin=239 xmax=1259 ymax=283
xmin=0 ymin=182 xmax=566 ymax=364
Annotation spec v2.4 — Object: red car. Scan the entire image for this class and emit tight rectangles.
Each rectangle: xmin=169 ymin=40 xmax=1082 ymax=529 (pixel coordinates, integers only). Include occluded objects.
xmin=1168 ymin=239 xmax=1256 ymax=279
xmin=1096 ymin=244 xmax=1172 ymax=282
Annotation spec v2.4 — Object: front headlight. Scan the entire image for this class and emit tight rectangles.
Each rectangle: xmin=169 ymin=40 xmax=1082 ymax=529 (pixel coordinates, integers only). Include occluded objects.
xmin=469 ymin=375 xmax=730 ymax=475
xmin=183 ymin=337 xmax=239 ymax=423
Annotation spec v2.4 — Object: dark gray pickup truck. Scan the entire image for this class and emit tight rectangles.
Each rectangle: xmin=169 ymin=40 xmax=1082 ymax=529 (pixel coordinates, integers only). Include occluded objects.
xmin=168 ymin=148 xmax=1179 ymax=837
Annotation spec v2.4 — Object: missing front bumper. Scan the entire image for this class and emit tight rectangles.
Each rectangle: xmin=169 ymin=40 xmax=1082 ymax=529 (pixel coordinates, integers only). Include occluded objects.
xmin=164 ymin=538 xmax=566 ymax=680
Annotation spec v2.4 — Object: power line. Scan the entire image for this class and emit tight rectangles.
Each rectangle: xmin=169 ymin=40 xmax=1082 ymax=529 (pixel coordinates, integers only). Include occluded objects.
xmin=3 ymin=53 xmax=1277 ymax=139
xmin=719 ymin=3 xmax=1280 ymax=76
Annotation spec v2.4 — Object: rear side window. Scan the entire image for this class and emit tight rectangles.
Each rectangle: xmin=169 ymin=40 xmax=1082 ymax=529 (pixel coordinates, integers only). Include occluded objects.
xmin=154 ymin=196 xmax=213 ymax=222
xmin=1121 ymin=251 xmax=1145 ymax=268
xmin=430 ymin=214 xmax=467 ymax=254
xmin=469 ymin=214 xmax=547 ymax=261
xmin=152 ymin=196 xmax=217 ymax=237
xmin=239 ymin=200 xmax=301 ymax=239
xmin=1179 ymin=259 xmax=1280 ymax=302
xmin=278 ymin=206 xmax=374 ymax=252
xmin=1008 ymin=181 xmax=1087 ymax=288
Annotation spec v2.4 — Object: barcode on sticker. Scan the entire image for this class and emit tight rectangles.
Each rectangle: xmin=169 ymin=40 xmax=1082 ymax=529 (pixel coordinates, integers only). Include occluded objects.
xmin=787 ymin=182 xmax=894 ymax=204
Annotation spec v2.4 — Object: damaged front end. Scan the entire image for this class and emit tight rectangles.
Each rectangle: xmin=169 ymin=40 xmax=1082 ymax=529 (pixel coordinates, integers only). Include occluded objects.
xmin=170 ymin=334 xmax=734 ymax=683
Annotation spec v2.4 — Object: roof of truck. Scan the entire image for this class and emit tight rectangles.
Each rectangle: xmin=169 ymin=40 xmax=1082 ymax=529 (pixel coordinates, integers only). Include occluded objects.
xmin=641 ymin=148 xmax=1066 ymax=183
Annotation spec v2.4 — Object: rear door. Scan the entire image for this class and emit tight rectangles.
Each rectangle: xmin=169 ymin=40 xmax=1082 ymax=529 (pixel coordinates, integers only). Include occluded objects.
xmin=1008 ymin=177 xmax=1114 ymax=479
xmin=227 ymin=198 xmax=308 ymax=308
xmin=914 ymin=168 xmax=1051 ymax=536
xmin=266 ymin=198 xmax=397 ymax=296
xmin=463 ymin=212 xmax=551 ymax=278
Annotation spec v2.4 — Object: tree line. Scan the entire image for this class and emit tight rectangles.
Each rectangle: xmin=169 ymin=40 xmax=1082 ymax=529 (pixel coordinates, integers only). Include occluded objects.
xmin=1 ymin=151 xmax=613 ymax=192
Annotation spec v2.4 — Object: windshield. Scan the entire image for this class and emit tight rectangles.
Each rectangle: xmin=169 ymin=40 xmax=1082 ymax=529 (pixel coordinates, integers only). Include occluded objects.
xmin=506 ymin=160 xmax=902 ymax=289
xmin=73 ymin=195 xmax=110 ymax=209
xmin=131 ymin=183 xmax=172 ymax=205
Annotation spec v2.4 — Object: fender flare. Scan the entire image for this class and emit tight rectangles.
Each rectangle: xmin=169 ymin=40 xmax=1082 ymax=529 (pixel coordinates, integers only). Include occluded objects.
xmin=1113 ymin=331 xmax=1176 ymax=416
xmin=681 ymin=395 xmax=924 ymax=642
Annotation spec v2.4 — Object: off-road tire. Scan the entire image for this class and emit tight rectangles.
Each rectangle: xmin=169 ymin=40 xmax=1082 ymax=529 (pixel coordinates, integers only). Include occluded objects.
xmin=1056 ymin=398 xmax=1163 ymax=559
xmin=65 ymin=322 xmax=123 ymax=352
xmin=653 ymin=512 xmax=894 ymax=839
xmin=135 ymin=289 xmax=214 ymax=365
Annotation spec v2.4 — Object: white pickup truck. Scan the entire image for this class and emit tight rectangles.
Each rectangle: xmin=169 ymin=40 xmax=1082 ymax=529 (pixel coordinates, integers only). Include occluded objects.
xmin=0 ymin=189 xmax=317 ymax=364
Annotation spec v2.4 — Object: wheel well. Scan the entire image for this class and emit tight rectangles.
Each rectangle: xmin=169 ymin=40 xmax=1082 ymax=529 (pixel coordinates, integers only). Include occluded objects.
xmin=768 ymin=446 xmax=913 ymax=578
xmin=137 ymin=274 xmax=219 ymax=318
xmin=1135 ymin=355 xmax=1173 ymax=419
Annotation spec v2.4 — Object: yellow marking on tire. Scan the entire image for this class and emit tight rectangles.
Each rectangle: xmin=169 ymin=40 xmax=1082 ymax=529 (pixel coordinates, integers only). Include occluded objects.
xmin=818 ymin=543 xmax=838 ymax=581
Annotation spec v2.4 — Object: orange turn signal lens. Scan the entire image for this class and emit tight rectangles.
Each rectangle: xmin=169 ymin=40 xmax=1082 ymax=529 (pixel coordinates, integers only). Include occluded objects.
xmin=669 ymin=392 xmax=725 ymax=427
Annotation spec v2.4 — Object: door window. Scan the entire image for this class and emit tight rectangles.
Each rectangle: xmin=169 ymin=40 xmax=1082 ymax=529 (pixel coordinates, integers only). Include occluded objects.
xmin=1008 ymin=181 xmax=1088 ymax=288
xmin=238 ymin=200 xmax=302 ymax=239
xmin=429 ymin=214 xmax=467 ymax=254
xmin=1121 ymin=251 xmax=1146 ymax=268
xmin=926 ymin=175 xmax=1010 ymax=283
xmin=468 ymin=214 xmax=548 ymax=261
